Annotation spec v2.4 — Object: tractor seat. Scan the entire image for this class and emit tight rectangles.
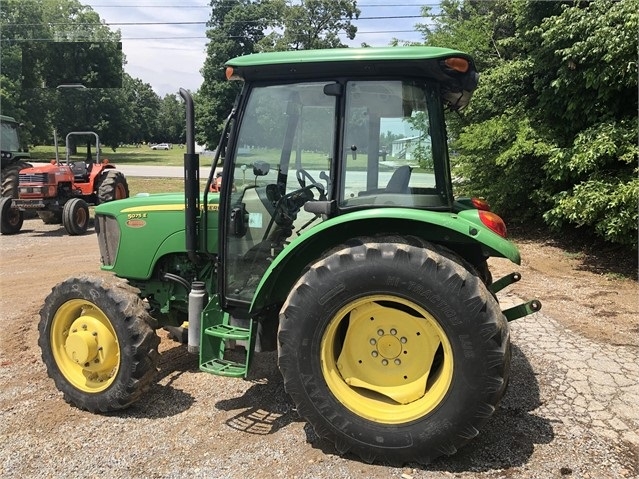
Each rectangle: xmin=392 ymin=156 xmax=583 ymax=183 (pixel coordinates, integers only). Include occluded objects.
xmin=385 ymin=165 xmax=412 ymax=194
xmin=71 ymin=162 xmax=89 ymax=181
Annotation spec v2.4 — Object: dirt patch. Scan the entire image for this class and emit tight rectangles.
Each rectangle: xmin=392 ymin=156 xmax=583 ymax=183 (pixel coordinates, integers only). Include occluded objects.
xmin=488 ymin=228 xmax=638 ymax=347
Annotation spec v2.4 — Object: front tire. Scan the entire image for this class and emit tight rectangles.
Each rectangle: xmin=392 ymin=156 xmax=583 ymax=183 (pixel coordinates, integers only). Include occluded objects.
xmin=62 ymin=198 xmax=89 ymax=235
xmin=38 ymin=276 xmax=160 ymax=412
xmin=0 ymin=197 xmax=23 ymax=234
xmin=278 ymin=237 xmax=510 ymax=465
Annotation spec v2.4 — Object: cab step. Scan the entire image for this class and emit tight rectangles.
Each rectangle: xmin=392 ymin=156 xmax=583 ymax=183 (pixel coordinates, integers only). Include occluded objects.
xmin=204 ymin=324 xmax=251 ymax=341
xmin=200 ymin=358 xmax=248 ymax=377
xmin=199 ymin=297 xmax=254 ymax=378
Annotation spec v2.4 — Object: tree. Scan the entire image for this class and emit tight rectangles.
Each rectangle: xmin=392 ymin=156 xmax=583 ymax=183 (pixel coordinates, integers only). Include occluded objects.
xmin=122 ymin=75 xmax=161 ymax=145
xmin=258 ymin=0 xmax=359 ymax=51
xmin=157 ymin=94 xmax=186 ymax=144
xmin=417 ymin=0 xmax=638 ymax=249
xmin=0 ymin=0 xmax=163 ymax=150
xmin=197 ymin=0 xmax=280 ymax=149
xmin=197 ymin=0 xmax=360 ymax=149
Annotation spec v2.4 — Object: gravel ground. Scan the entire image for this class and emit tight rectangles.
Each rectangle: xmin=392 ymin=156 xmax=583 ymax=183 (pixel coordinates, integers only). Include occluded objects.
xmin=0 ymin=219 xmax=637 ymax=479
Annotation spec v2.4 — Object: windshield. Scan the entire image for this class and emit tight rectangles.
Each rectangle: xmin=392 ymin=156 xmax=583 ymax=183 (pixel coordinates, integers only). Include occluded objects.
xmin=0 ymin=122 xmax=20 ymax=151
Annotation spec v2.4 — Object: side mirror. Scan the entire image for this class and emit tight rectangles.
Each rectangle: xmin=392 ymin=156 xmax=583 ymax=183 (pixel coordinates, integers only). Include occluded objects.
xmin=253 ymin=160 xmax=270 ymax=176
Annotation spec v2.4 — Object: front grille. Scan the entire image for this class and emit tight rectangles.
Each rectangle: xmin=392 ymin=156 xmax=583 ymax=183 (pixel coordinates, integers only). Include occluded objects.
xmin=95 ymin=214 xmax=120 ymax=266
xmin=19 ymin=173 xmax=48 ymax=184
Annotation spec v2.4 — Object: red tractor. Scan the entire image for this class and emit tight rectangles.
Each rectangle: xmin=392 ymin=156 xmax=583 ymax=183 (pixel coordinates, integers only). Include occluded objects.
xmin=0 ymin=131 xmax=129 ymax=235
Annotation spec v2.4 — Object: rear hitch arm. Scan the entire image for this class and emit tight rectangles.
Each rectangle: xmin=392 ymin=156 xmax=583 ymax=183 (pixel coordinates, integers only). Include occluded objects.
xmin=490 ymin=272 xmax=542 ymax=321
xmin=502 ymin=299 xmax=542 ymax=322
xmin=489 ymin=272 xmax=521 ymax=294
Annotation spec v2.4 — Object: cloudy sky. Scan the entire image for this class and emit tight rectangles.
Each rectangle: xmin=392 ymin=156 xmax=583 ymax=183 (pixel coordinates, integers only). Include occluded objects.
xmin=85 ymin=0 xmax=431 ymax=97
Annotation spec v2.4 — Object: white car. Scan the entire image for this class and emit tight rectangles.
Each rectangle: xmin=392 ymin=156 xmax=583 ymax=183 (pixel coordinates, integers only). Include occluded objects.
xmin=151 ymin=143 xmax=170 ymax=150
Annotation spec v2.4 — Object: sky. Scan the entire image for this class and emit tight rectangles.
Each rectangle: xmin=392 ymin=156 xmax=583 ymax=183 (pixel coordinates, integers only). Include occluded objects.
xmin=84 ymin=0 xmax=431 ymax=97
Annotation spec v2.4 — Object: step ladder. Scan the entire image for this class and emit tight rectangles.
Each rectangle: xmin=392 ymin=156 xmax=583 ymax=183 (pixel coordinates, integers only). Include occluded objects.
xmin=199 ymin=297 xmax=254 ymax=377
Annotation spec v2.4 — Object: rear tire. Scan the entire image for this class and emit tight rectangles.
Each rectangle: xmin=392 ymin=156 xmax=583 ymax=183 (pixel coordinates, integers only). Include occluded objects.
xmin=278 ymin=237 xmax=509 ymax=465
xmin=1 ymin=161 xmax=32 ymax=198
xmin=97 ymin=170 xmax=129 ymax=204
xmin=62 ymin=198 xmax=89 ymax=235
xmin=38 ymin=276 xmax=160 ymax=412
xmin=0 ymin=197 xmax=23 ymax=234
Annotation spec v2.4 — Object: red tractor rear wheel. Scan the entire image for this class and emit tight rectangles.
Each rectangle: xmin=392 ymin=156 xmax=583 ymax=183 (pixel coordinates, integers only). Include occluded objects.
xmin=97 ymin=170 xmax=129 ymax=204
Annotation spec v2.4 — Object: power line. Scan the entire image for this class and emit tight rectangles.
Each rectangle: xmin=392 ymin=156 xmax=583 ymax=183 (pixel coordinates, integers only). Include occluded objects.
xmin=1 ymin=29 xmax=422 ymax=42
xmin=4 ymin=15 xmax=428 ymax=27
xmin=83 ymin=3 xmax=433 ymax=6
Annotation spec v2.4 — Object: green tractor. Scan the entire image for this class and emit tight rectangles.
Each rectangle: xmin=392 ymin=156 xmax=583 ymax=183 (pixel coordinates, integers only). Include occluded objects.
xmin=1 ymin=115 xmax=32 ymax=229
xmin=38 ymin=47 xmax=541 ymax=465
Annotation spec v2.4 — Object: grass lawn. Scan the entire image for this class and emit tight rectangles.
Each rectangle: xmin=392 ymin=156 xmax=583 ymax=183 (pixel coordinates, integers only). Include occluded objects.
xmin=126 ymin=177 xmax=210 ymax=195
xmin=29 ymin=144 xmax=189 ymax=166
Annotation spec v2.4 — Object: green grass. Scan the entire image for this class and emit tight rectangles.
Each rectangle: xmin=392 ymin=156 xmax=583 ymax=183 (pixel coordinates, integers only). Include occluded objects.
xmin=127 ymin=177 xmax=209 ymax=195
xmin=29 ymin=144 xmax=189 ymax=166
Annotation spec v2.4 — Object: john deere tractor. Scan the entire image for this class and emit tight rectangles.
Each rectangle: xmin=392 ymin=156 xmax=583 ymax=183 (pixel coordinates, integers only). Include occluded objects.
xmin=1 ymin=115 xmax=32 ymax=226
xmin=38 ymin=47 xmax=541 ymax=465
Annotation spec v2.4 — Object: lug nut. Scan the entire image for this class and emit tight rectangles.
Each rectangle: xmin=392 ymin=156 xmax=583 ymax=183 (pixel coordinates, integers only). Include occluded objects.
xmin=369 ymin=338 xmax=376 ymax=345
xmin=377 ymin=329 xmax=384 ymax=336
xmin=381 ymin=359 xmax=388 ymax=366
xmin=390 ymin=328 xmax=397 ymax=335
xmin=371 ymin=351 xmax=378 ymax=357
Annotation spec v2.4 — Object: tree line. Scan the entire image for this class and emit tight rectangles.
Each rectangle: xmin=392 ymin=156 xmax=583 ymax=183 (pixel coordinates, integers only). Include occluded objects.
xmin=1 ymin=0 xmax=637 ymax=249
xmin=0 ymin=0 xmax=185 ymax=148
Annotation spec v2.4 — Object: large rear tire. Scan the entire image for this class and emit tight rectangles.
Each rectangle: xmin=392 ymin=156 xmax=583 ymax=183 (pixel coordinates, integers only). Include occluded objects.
xmin=62 ymin=198 xmax=89 ymax=235
xmin=97 ymin=170 xmax=129 ymax=204
xmin=278 ymin=237 xmax=510 ymax=465
xmin=0 ymin=197 xmax=23 ymax=234
xmin=38 ymin=276 xmax=160 ymax=412
xmin=1 ymin=161 xmax=32 ymax=198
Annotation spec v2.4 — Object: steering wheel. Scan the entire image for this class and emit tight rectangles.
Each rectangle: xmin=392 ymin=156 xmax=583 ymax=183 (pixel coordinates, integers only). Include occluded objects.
xmin=295 ymin=169 xmax=326 ymax=200
xmin=296 ymin=168 xmax=318 ymax=187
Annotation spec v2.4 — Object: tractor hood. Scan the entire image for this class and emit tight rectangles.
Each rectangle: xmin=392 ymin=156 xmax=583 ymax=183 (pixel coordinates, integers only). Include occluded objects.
xmin=94 ymin=192 xmax=220 ymax=279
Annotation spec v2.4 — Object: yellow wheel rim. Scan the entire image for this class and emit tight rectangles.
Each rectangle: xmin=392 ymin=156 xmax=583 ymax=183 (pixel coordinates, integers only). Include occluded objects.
xmin=320 ymin=295 xmax=454 ymax=424
xmin=50 ymin=299 xmax=120 ymax=393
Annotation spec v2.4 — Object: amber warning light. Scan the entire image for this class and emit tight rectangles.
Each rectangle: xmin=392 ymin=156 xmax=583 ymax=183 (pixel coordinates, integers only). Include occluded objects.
xmin=444 ymin=57 xmax=469 ymax=73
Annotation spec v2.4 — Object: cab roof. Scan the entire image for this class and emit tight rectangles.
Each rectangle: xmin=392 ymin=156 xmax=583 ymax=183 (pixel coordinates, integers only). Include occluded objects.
xmin=224 ymin=46 xmax=478 ymax=109
xmin=226 ymin=46 xmax=469 ymax=68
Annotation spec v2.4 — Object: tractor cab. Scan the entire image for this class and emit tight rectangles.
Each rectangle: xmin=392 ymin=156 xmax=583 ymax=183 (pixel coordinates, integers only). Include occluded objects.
xmin=215 ymin=49 xmax=484 ymax=311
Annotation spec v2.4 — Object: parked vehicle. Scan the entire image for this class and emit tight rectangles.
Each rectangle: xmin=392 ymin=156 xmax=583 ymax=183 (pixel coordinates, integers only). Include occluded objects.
xmin=151 ymin=143 xmax=170 ymax=150
xmin=1 ymin=115 xmax=32 ymax=218
xmin=1 ymin=131 xmax=129 ymax=235
xmin=38 ymin=47 xmax=541 ymax=465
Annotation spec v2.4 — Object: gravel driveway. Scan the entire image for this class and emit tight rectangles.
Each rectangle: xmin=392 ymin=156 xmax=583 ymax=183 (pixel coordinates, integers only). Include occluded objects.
xmin=0 ymin=219 xmax=637 ymax=479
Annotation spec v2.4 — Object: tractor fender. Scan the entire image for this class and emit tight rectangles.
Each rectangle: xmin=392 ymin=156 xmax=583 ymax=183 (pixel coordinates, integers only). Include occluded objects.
xmin=249 ymin=207 xmax=521 ymax=315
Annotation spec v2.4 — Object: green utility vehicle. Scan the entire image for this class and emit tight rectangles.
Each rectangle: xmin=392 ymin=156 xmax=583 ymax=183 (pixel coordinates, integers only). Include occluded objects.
xmin=1 ymin=115 xmax=32 ymax=224
xmin=39 ymin=47 xmax=541 ymax=465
